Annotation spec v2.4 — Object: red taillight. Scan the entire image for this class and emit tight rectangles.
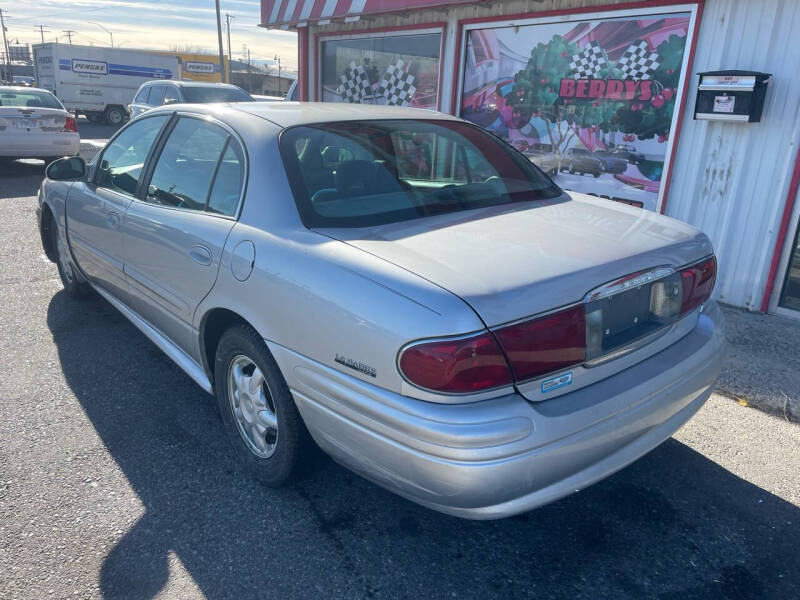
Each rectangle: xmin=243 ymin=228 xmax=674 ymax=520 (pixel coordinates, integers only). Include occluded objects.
xmin=399 ymin=331 xmax=512 ymax=393
xmin=679 ymin=256 xmax=717 ymax=314
xmin=62 ymin=116 xmax=78 ymax=133
xmin=493 ymin=305 xmax=586 ymax=382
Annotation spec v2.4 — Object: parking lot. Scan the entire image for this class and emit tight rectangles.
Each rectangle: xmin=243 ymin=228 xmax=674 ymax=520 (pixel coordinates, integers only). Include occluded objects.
xmin=1 ymin=119 xmax=799 ymax=599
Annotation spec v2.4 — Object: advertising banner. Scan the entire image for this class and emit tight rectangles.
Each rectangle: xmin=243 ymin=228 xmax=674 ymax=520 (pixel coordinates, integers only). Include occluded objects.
xmin=460 ymin=12 xmax=692 ymax=211
xmin=173 ymin=53 xmax=226 ymax=83
xmin=320 ymin=32 xmax=441 ymax=109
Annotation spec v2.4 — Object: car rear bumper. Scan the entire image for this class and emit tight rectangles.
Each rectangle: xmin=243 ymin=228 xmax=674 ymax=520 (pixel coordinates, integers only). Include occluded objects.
xmin=269 ymin=301 xmax=725 ymax=519
xmin=0 ymin=132 xmax=80 ymax=158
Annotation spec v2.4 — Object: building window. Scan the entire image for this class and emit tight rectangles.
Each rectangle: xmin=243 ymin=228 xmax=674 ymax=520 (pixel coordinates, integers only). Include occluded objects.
xmin=779 ymin=221 xmax=800 ymax=311
xmin=459 ymin=11 xmax=694 ymax=212
xmin=320 ymin=32 xmax=441 ymax=109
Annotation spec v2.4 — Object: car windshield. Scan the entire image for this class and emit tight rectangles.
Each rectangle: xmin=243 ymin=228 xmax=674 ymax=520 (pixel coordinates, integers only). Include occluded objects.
xmin=0 ymin=90 xmax=62 ymax=109
xmin=281 ymin=119 xmax=562 ymax=228
xmin=181 ymin=86 xmax=252 ymax=103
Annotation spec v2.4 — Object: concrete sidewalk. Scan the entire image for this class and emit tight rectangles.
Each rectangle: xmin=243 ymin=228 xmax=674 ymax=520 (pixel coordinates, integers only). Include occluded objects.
xmin=717 ymin=305 xmax=799 ymax=422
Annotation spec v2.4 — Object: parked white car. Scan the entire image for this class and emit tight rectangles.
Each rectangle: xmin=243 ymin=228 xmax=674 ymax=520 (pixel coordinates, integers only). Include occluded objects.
xmin=37 ymin=103 xmax=724 ymax=519
xmin=0 ymin=87 xmax=79 ymax=163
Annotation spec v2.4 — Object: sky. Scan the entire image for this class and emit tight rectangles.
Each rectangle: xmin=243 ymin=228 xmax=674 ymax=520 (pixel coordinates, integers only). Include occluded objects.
xmin=2 ymin=0 xmax=298 ymax=72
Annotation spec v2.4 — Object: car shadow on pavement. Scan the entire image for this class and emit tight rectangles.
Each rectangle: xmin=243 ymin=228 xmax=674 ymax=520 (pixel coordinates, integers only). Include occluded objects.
xmin=46 ymin=290 xmax=800 ymax=600
xmin=0 ymin=159 xmax=48 ymax=199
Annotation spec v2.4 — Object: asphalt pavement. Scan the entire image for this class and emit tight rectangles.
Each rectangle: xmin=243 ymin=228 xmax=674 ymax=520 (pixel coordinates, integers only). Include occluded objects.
xmin=0 ymin=122 xmax=798 ymax=599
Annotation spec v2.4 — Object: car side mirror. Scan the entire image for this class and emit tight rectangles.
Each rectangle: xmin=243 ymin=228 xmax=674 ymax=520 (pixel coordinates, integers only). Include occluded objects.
xmin=163 ymin=97 xmax=179 ymax=105
xmin=46 ymin=156 xmax=86 ymax=180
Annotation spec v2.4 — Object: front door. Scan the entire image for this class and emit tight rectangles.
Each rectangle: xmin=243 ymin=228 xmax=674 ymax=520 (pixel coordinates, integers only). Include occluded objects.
xmin=122 ymin=115 xmax=245 ymax=358
xmin=66 ymin=114 xmax=169 ymax=303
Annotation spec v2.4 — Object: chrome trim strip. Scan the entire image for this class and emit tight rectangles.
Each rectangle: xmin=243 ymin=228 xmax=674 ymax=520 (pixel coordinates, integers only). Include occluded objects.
xmin=93 ymin=285 xmax=213 ymax=394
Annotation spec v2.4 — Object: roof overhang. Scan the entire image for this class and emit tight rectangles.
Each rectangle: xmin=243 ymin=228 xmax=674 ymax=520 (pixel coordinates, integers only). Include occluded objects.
xmin=260 ymin=0 xmax=481 ymax=30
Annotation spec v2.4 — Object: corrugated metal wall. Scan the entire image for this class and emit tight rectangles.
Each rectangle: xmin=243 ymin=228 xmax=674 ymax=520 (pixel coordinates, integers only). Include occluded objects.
xmin=665 ymin=0 xmax=800 ymax=310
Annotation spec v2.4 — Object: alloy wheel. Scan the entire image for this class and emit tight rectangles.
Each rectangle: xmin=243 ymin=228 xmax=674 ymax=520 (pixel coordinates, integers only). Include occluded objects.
xmin=227 ymin=355 xmax=279 ymax=458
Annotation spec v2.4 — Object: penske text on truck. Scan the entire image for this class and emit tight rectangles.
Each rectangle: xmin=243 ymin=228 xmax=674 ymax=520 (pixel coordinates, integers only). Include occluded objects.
xmin=33 ymin=43 xmax=180 ymax=125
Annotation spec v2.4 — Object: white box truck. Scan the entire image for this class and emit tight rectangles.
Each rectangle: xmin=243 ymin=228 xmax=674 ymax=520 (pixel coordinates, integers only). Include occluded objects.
xmin=33 ymin=43 xmax=181 ymax=125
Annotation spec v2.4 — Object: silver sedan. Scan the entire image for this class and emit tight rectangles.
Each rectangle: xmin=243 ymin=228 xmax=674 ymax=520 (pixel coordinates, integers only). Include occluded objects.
xmin=0 ymin=87 xmax=80 ymax=162
xmin=37 ymin=103 xmax=724 ymax=519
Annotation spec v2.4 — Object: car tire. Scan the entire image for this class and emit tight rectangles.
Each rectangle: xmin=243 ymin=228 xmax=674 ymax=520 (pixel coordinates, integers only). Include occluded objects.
xmin=52 ymin=223 xmax=91 ymax=298
xmin=103 ymin=105 xmax=126 ymax=126
xmin=214 ymin=324 xmax=309 ymax=487
xmin=86 ymin=112 xmax=103 ymax=123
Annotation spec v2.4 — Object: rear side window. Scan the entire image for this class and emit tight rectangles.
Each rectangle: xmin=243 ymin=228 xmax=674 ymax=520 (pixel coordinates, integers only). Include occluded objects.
xmin=148 ymin=86 xmax=166 ymax=106
xmin=134 ymin=87 xmax=150 ymax=103
xmin=96 ymin=115 xmax=169 ymax=197
xmin=280 ymin=119 xmax=561 ymax=227
xmin=207 ymin=142 xmax=245 ymax=216
xmin=145 ymin=117 xmax=242 ymax=215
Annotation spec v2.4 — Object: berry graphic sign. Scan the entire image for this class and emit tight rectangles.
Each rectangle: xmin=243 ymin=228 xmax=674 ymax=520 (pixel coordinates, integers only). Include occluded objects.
xmin=459 ymin=12 xmax=693 ymax=211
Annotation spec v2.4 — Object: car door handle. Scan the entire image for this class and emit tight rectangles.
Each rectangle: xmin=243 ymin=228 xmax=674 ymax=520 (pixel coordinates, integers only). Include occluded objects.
xmin=106 ymin=211 xmax=121 ymax=229
xmin=189 ymin=244 xmax=212 ymax=266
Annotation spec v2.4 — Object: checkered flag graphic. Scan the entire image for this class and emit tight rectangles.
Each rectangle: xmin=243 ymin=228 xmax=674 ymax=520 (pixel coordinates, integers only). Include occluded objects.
xmin=336 ymin=61 xmax=371 ymax=103
xmin=569 ymin=41 xmax=608 ymax=79
xmin=616 ymin=40 xmax=660 ymax=80
xmin=376 ymin=60 xmax=416 ymax=106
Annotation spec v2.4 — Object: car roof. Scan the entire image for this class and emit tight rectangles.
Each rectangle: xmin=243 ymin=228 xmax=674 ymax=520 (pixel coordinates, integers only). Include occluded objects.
xmin=231 ymin=102 xmax=460 ymax=128
xmin=140 ymin=80 xmax=242 ymax=89
xmin=141 ymin=101 xmax=461 ymax=130
xmin=0 ymin=86 xmax=54 ymax=94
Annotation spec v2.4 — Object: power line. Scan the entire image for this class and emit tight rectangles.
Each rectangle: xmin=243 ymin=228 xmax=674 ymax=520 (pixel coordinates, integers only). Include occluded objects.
xmin=34 ymin=24 xmax=50 ymax=43
xmin=62 ymin=30 xmax=76 ymax=45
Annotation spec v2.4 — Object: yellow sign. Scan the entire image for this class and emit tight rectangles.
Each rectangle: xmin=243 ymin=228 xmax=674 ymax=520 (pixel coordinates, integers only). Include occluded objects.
xmin=173 ymin=53 xmax=227 ymax=82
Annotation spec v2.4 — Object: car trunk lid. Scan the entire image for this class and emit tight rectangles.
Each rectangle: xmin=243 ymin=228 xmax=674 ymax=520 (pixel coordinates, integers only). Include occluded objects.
xmin=317 ymin=193 xmax=713 ymax=328
xmin=0 ymin=106 xmax=68 ymax=134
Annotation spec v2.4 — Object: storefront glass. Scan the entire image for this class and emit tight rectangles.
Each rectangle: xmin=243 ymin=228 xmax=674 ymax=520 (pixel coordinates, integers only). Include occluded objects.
xmin=779 ymin=222 xmax=800 ymax=311
xmin=320 ymin=32 xmax=441 ymax=109
xmin=459 ymin=12 xmax=692 ymax=212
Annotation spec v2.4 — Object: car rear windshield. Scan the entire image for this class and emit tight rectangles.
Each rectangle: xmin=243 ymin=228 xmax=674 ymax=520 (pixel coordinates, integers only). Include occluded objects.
xmin=280 ymin=119 xmax=562 ymax=228
xmin=181 ymin=86 xmax=252 ymax=103
xmin=0 ymin=90 xmax=62 ymax=109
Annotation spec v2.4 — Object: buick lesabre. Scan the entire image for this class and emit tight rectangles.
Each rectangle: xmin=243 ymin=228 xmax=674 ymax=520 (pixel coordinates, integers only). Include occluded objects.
xmin=37 ymin=103 xmax=724 ymax=519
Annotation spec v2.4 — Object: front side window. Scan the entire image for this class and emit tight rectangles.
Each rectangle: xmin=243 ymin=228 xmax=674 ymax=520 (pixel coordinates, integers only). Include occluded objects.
xmin=134 ymin=87 xmax=150 ymax=104
xmin=144 ymin=117 xmax=234 ymax=212
xmin=281 ymin=119 xmax=561 ymax=228
xmin=96 ymin=115 xmax=168 ymax=197
xmin=0 ymin=89 xmax=63 ymax=109
xmin=181 ymin=86 xmax=252 ymax=103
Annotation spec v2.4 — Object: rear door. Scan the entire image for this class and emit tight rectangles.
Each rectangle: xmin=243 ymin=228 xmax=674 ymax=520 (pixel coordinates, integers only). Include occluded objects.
xmin=66 ymin=114 xmax=170 ymax=303
xmin=122 ymin=114 xmax=245 ymax=356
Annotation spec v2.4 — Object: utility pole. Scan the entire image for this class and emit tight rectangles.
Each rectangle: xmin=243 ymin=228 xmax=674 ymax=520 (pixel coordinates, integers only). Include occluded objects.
xmin=62 ymin=30 xmax=76 ymax=45
xmin=225 ymin=13 xmax=233 ymax=84
xmin=247 ymin=47 xmax=252 ymax=93
xmin=35 ymin=25 xmax=50 ymax=43
xmin=214 ymin=0 xmax=226 ymax=83
xmin=274 ymin=54 xmax=281 ymax=95
xmin=0 ymin=9 xmax=12 ymax=81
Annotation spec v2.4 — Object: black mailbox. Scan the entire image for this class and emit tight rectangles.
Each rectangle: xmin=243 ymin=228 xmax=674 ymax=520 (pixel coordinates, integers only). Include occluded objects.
xmin=694 ymin=70 xmax=771 ymax=122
